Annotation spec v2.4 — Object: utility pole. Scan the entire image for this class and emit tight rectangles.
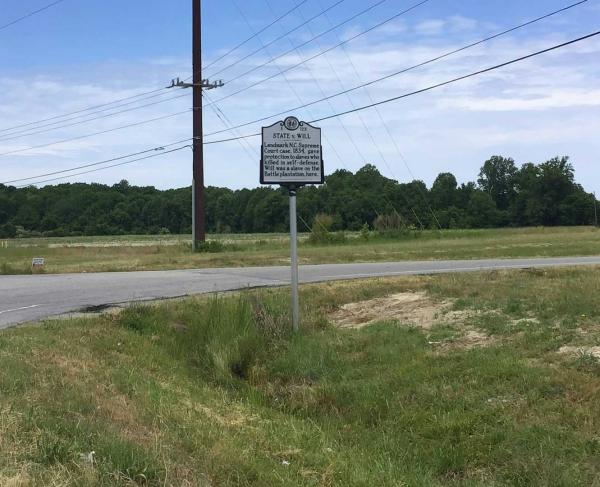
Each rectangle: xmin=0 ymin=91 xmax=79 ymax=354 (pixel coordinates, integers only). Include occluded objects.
xmin=594 ymin=192 xmax=598 ymax=227
xmin=168 ymin=0 xmax=223 ymax=250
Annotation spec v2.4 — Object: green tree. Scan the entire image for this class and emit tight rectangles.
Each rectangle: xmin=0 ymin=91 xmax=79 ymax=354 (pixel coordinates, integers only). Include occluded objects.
xmin=478 ymin=156 xmax=517 ymax=211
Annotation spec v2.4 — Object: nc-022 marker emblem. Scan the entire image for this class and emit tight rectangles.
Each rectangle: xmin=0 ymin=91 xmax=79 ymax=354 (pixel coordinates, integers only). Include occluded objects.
xmin=283 ymin=116 xmax=300 ymax=131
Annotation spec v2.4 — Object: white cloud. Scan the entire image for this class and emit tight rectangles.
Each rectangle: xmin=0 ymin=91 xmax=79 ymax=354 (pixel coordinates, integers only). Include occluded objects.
xmin=1 ymin=9 xmax=599 ymax=195
xmin=439 ymin=89 xmax=600 ymax=111
xmin=414 ymin=19 xmax=445 ymax=36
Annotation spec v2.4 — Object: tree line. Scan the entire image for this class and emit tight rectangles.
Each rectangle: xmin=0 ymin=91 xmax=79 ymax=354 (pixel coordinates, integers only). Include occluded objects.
xmin=0 ymin=155 xmax=597 ymax=238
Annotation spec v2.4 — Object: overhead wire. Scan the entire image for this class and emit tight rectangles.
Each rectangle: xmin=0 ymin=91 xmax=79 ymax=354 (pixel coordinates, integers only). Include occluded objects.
xmin=6 ymin=13 xmax=595 ymax=188
xmin=2 ymin=138 xmax=192 ymax=185
xmin=200 ymin=30 xmax=600 ymax=145
xmin=295 ymin=3 xmax=428 ymax=227
xmin=210 ymin=0 xmax=430 ymax=105
xmin=218 ymin=0 xmax=391 ymax=86
xmin=203 ymin=0 xmax=310 ymax=71
xmin=202 ymin=0 xmax=592 ymax=138
xmin=204 ymin=0 xmax=347 ymax=79
xmin=204 ymin=91 xmax=259 ymax=166
xmin=0 ymin=110 xmax=190 ymax=157
xmin=316 ymin=0 xmax=440 ymax=228
xmin=0 ymin=92 xmax=191 ymax=142
xmin=10 ymin=28 xmax=597 ymax=188
xmin=1 ymin=0 xmax=317 ymax=135
xmin=0 ymin=87 xmax=171 ymax=135
xmin=310 ymin=30 xmax=600 ymax=124
xmin=229 ymin=0 xmax=374 ymax=223
xmin=3 ymin=0 xmax=582 ymax=158
xmin=0 ymin=0 xmax=66 ymax=31
xmin=13 ymin=145 xmax=191 ymax=188
xmin=275 ymin=0 xmax=418 ymax=225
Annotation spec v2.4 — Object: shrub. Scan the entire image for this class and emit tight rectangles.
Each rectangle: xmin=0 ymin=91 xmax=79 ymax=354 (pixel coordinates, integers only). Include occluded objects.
xmin=373 ymin=213 xmax=420 ymax=239
xmin=308 ymin=214 xmax=346 ymax=244
xmin=195 ymin=240 xmax=230 ymax=253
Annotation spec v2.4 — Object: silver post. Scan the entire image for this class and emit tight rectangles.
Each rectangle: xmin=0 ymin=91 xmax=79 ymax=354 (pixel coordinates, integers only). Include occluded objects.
xmin=289 ymin=188 xmax=299 ymax=332
xmin=594 ymin=192 xmax=598 ymax=228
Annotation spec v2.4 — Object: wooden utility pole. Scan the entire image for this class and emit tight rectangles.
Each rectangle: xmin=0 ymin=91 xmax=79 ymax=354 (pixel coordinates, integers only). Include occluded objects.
xmin=168 ymin=0 xmax=223 ymax=250
xmin=594 ymin=192 xmax=598 ymax=227
xmin=192 ymin=0 xmax=204 ymax=247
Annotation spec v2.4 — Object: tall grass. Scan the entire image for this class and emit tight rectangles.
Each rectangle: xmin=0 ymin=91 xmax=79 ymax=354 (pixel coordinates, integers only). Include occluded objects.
xmin=117 ymin=293 xmax=293 ymax=385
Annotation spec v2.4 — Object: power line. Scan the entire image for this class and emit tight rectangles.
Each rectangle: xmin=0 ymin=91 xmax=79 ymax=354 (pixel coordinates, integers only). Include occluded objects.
xmin=0 ymin=90 xmax=189 ymax=137
xmin=230 ymin=0 xmax=380 ymax=225
xmin=275 ymin=0 xmax=412 ymax=224
xmin=0 ymin=86 xmax=170 ymax=134
xmin=0 ymin=0 xmax=66 ymax=31
xmin=0 ymin=1 xmax=312 ymax=135
xmin=3 ymin=0 xmax=582 ymax=146
xmin=205 ymin=0 xmax=347 ymax=79
xmin=0 ymin=110 xmax=190 ymax=157
xmin=202 ymin=30 xmax=600 ymax=145
xmin=203 ymin=0 xmax=310 ymax=71
xmin=14 ymin=145 xmax=191 ymax=188
xmin=1 ymin=138 xmax=192 ymax=185
xmin=221 ymin=0 xmax=392 ymax=86
xmin=7 ymin=23 xmax=596 ymax=186
xmin=311 ymin=30 xmax=600 ymax=124
xmin=212 ymin=0 xmax=428 ymax=104
xmin=202 ymin=0 xmax=591 ymax=138
xmin=308 ymin=0 xmax=435 ymax=227
xmin=204 ymin=92 xmax=261 ymax=170
xmin=0 ymin=92 xmax=191 ymax=143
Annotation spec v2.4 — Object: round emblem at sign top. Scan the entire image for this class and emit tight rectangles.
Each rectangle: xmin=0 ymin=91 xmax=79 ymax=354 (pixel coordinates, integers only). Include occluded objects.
xmin=283 ymin=116 xmax=300 ymax=131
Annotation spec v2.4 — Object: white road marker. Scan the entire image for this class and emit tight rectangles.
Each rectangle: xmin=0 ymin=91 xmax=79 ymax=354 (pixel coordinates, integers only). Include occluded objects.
xmin=0 ymin=304 xmax=41 ymax=315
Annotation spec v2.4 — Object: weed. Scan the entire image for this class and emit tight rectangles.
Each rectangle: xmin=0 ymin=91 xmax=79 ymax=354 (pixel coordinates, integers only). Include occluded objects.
xmin=3 ymin=269 xmax=600 ymax=484
xmin=574 ymin=350 xmax=600 ymax=375
xmin=194 ymin=240 xmax=239 ymax=253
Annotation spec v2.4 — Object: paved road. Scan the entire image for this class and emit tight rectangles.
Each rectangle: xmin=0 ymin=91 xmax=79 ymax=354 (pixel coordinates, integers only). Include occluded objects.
xmin=1 ymin=256 xmax=599 ymax=329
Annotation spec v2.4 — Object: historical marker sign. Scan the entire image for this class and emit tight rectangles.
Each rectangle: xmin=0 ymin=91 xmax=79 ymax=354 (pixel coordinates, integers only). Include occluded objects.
xmin=259 ymin=116 xmax=324 ymax=332
xmin=260 ymin=116 xmax=323 ymax=186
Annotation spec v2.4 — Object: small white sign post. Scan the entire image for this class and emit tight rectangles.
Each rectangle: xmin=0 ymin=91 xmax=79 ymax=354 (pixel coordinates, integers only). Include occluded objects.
xmin=261 ymin=117 xmax=323 ymax=331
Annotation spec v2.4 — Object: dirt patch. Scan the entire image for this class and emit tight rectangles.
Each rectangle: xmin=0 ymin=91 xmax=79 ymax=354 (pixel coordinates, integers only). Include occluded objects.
xmin=329 ymin=291 xmax=471 ymax=330
xmin=182 ymin=398 xmax=258 ymax=429
xmin=437 ymin=330 xmax=491 ymax=352
xmin=558 ymin=345 xmax=600 ymax=359
xmin=510 ymin=317 xmax=540 ymax=327
xmin=330 ymin=291 xmax=495 ymax=351
xmin=0 ymin=470 xmax=30 ymax=487
xmin=94 ymin=389 xmax=157 ymax=444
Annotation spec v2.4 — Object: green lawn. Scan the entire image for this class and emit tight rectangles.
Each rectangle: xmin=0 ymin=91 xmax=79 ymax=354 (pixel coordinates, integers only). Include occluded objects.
xmin=1 ymin=226 xmax=599 ymax=274
xmin=2 ymin=267 xmax=600 ymax=485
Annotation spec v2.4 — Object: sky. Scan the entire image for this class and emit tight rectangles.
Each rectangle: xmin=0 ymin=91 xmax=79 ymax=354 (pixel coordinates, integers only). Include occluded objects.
xmin=1 ymin=0 xmax=599 ymax=193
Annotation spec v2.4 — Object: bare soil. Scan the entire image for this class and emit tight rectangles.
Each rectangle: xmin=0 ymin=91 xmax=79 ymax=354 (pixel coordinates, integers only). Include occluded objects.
xmin=329 ymin=291 xmax=469 ymax=330
xmin=329 ymin=291 xmax=493 ymax=350
xmin=558 ymin=345 xmax=600 ymax=359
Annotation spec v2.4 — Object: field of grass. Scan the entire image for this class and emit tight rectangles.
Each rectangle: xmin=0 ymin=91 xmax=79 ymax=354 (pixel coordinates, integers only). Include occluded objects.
xmin=1 ymin=226 xmax=599 ymax=275
xmin=2 ymin=267 xmax=600 ymax=485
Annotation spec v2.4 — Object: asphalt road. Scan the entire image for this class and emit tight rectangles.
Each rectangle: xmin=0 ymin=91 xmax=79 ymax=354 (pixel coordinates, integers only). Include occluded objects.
xmin=1 ymin=256 xmax=599 ymax=329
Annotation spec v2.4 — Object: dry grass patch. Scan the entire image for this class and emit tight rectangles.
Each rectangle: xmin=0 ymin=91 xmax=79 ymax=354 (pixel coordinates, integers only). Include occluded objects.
xmin=329 ymin=291 xmax=467 ymax=329
xmin=329 ymin=290 xmax=499 ymax=351
xmin=558 ymin=345 xmax=600 ymax=359
xmin=0 ymin=469 xmax=30 ymax=487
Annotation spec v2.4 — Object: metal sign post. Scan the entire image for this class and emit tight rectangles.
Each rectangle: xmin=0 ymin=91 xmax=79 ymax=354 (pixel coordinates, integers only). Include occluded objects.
xmin=260 ymin=116 xmax=324 ymax=331
xmin=288 ymin=186 xmax=300 ymax=332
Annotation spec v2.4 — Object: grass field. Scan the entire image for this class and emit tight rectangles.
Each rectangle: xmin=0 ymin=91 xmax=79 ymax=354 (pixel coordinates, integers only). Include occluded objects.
xmin=1 ymin=226 xmax=599 ymax=275
xmin=2 ymin=267 xmax=600 ymax=485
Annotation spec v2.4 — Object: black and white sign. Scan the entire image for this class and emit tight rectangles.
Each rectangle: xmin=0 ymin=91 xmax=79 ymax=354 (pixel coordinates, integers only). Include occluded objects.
xmin=260 ymin=116 xmax=323 ymax=185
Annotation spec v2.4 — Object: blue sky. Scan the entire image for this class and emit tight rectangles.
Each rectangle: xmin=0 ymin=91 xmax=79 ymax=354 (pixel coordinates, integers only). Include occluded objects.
xmin=1 ymin=0 xmax=599 ymax=193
